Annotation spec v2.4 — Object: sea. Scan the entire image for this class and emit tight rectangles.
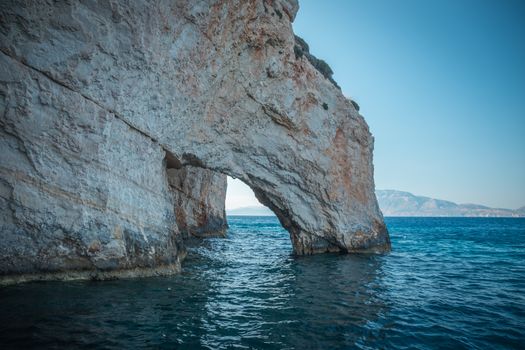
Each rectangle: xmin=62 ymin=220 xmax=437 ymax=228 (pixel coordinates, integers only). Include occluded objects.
xmin=1 ymin=216 xmax=524 ymax=349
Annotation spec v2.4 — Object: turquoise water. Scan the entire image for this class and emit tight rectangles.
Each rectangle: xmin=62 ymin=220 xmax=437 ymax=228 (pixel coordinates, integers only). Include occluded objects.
xmin=1 ymin=216 xmax=524 ymax=349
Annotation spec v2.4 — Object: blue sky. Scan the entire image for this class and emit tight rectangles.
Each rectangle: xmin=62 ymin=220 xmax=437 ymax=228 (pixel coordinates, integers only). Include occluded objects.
xmin=226 ymin=0 xmax=525 ymax=210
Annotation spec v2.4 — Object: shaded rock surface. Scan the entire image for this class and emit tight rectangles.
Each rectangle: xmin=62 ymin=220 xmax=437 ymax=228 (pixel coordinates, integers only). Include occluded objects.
xmin=0 ymin=0 xmax=389 ymax=283
xmin=167 ymin=166 xmax=228 ymax=238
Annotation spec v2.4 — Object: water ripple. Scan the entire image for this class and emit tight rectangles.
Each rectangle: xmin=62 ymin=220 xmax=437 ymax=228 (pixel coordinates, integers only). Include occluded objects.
xmin=0 ymin=217 xmax=524 ymax=349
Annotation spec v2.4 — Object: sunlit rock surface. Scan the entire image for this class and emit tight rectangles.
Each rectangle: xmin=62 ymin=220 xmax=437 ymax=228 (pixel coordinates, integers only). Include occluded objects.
xmin=0 ymin=0 xmax=389 ymax=283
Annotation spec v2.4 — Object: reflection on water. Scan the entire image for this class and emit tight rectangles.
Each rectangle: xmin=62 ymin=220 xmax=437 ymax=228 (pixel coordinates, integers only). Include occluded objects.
xmin=1 ymin=216 xmax=524 ymax=349
xmin=284 ymin=254 xmax=388 ymax=348
xmin=186 ymin=217 xmax=389 ymax=349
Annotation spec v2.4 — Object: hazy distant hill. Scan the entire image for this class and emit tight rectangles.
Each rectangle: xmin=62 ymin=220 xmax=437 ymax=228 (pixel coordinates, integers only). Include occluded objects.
xmin=377 ymin=190 xmax=525 ymax=217
xmin=227 ymin=191 xmax=525 ymax=218
xmin=226 ymin=206 xmax=275 ymax=216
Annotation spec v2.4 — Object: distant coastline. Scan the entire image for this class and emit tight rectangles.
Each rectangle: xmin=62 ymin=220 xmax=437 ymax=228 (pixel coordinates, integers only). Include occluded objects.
xmin=377 ymin=190 xmax=525 ymax=217
xmin=226 ymin=206 xmax=275 ymax=216
xmin=227 ymin=190 xmax=525 ymax=218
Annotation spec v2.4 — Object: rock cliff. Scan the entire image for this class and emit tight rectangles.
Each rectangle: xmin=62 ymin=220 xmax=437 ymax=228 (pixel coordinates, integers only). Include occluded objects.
xmin=0 ymin=0 xmax=389 ymax=283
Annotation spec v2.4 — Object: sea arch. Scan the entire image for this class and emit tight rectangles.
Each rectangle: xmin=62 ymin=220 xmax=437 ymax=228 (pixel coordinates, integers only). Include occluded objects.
xmin=0 ymin=0 xmax=389 ymax=283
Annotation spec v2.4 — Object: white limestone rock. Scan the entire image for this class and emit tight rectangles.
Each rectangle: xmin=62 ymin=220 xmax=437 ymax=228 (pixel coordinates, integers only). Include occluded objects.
xmin=0 ymin=0 xmax=389 ymax=283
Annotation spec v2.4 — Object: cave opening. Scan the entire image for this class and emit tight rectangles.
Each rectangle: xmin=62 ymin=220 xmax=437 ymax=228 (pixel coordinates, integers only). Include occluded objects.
xmin=224 ymin=176 xmax=292 ymax=251
xmin=163 ymin=151 xmax=288 ymax=245
xmin=165 ymin=151 xmax=183 ymax=170
xmin=225 ymin=176 xmax=275 ymax=217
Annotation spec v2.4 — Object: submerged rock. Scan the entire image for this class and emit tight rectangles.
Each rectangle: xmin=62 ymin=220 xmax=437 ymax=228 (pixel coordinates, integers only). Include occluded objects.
xmin=0 ymin=0 xmax=389 ymax=283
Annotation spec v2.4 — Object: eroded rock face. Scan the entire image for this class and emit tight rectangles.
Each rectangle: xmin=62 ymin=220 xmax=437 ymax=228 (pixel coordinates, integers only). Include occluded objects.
xmin=0 ymin=50 xmax=185 ymax=281
xmin=167 ymin=166 xmax=228 ymax=239
xmin=0 ymin=0 xmax=389 ymax=282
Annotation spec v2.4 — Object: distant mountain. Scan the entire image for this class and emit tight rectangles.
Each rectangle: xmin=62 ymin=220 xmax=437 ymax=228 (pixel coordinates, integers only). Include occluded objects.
xmin=376 ymin=190 xmax=525 ymax=217
xmin=227 ymin=191 xmax=525 ymax=218
xmin=226 ymin=206 xmax=275 ymax=216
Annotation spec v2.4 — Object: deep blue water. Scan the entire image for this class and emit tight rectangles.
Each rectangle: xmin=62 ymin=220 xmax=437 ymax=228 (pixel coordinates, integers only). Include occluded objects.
xmin=1 ymin=216 xmax=524 ymax=349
